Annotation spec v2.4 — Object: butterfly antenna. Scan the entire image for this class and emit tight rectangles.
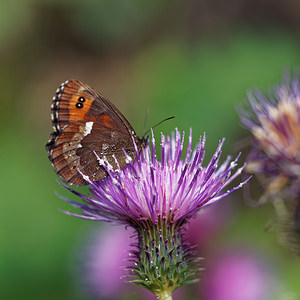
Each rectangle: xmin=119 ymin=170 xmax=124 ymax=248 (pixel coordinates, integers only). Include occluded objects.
xmin=143 ymin=116 xmax=175 ymax=137
xmin=143 ymin=108 xmax=150 ymax=136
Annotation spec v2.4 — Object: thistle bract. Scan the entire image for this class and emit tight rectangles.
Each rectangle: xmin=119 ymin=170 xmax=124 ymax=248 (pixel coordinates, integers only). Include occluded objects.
xmin=60 ymin=128 xmax=247 ymax=298
xmin=240 ymin=74 xmax=300 ymax=255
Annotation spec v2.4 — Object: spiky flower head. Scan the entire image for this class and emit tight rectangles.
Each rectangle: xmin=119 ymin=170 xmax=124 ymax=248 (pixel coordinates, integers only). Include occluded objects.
xmin=240 ymin=74 xmax=300 ymax=255
xmin=241 ymin=75 xmax=300 ymax=197
xmin=60 ymin=128 xmax=247 ymax=299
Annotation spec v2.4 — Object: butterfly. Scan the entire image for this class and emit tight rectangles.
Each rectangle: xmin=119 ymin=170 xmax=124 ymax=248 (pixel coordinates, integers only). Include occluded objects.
xmin=46 ymin=80 xmax=147 ymax=186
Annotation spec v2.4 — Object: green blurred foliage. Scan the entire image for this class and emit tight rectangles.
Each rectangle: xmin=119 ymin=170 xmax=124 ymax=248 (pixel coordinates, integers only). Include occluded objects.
xmin=1 ymin=0 xmax=300 ymax=299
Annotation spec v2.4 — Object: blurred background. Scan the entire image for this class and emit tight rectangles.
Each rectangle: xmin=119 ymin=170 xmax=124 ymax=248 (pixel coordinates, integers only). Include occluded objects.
xmin=1 ymin=0 xmax=300 ymax=299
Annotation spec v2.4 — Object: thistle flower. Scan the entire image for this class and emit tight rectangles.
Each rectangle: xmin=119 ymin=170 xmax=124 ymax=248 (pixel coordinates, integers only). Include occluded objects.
xmin=60 ymin=128 xmax=247 ymax=299
xmin=240 ymin=74 xmax=300 ymax=254
xmin=241 ymin=75 xmax=300 ymax=197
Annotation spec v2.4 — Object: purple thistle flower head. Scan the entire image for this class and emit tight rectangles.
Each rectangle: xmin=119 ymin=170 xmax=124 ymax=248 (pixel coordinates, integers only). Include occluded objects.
xmin=240 ymin=74 xmax=300 ymax=256
xmin=61 ymin=128 xmax=247 ymax=227
xmin=58 ymin=128 xmax=248 ymax=297
xmin=240 ymin=74 xmax=300 ymax=198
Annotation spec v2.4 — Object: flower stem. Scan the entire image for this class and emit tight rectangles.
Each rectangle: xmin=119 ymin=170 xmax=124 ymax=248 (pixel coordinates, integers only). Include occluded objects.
xmin=157 ymin=290 xmax=173 ymax=300
xmin=272 ymin=196 xmax=300 ymax=255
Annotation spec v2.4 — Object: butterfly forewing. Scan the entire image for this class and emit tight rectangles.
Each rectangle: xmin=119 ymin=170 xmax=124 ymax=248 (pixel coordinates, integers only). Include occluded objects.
xmin=46 ymin=80 xmax=146 ymax=186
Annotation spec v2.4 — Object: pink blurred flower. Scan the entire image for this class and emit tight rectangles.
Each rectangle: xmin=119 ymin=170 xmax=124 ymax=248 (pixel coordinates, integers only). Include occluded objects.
xmin=186 ymin=202 xmax=230 ymax=251
xmin=80 ymin=225 xmax=183 ymax=300
xmin=82 ymin=225 xmax=132 ymax=299
xmin=201 ymin=248 xmax=277 ymax=300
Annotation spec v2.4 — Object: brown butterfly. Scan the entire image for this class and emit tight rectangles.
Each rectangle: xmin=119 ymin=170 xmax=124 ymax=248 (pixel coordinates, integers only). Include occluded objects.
xmin=46 ymin=80 xmax=147 ymax=186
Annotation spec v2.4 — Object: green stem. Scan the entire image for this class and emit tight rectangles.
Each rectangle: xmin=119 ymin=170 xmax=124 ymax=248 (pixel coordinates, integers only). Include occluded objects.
xmin=272 ymin=196 xmax=289 ymax=219
xmin=157 ymin=290 xmax=173 ymax=300
xmin=272 ymin=196 xmax=300 ymax=255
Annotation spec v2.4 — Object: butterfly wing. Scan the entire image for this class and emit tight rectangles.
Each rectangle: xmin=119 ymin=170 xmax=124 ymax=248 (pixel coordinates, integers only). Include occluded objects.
xmin=46 ymin=80 xmax=145 ymax=186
